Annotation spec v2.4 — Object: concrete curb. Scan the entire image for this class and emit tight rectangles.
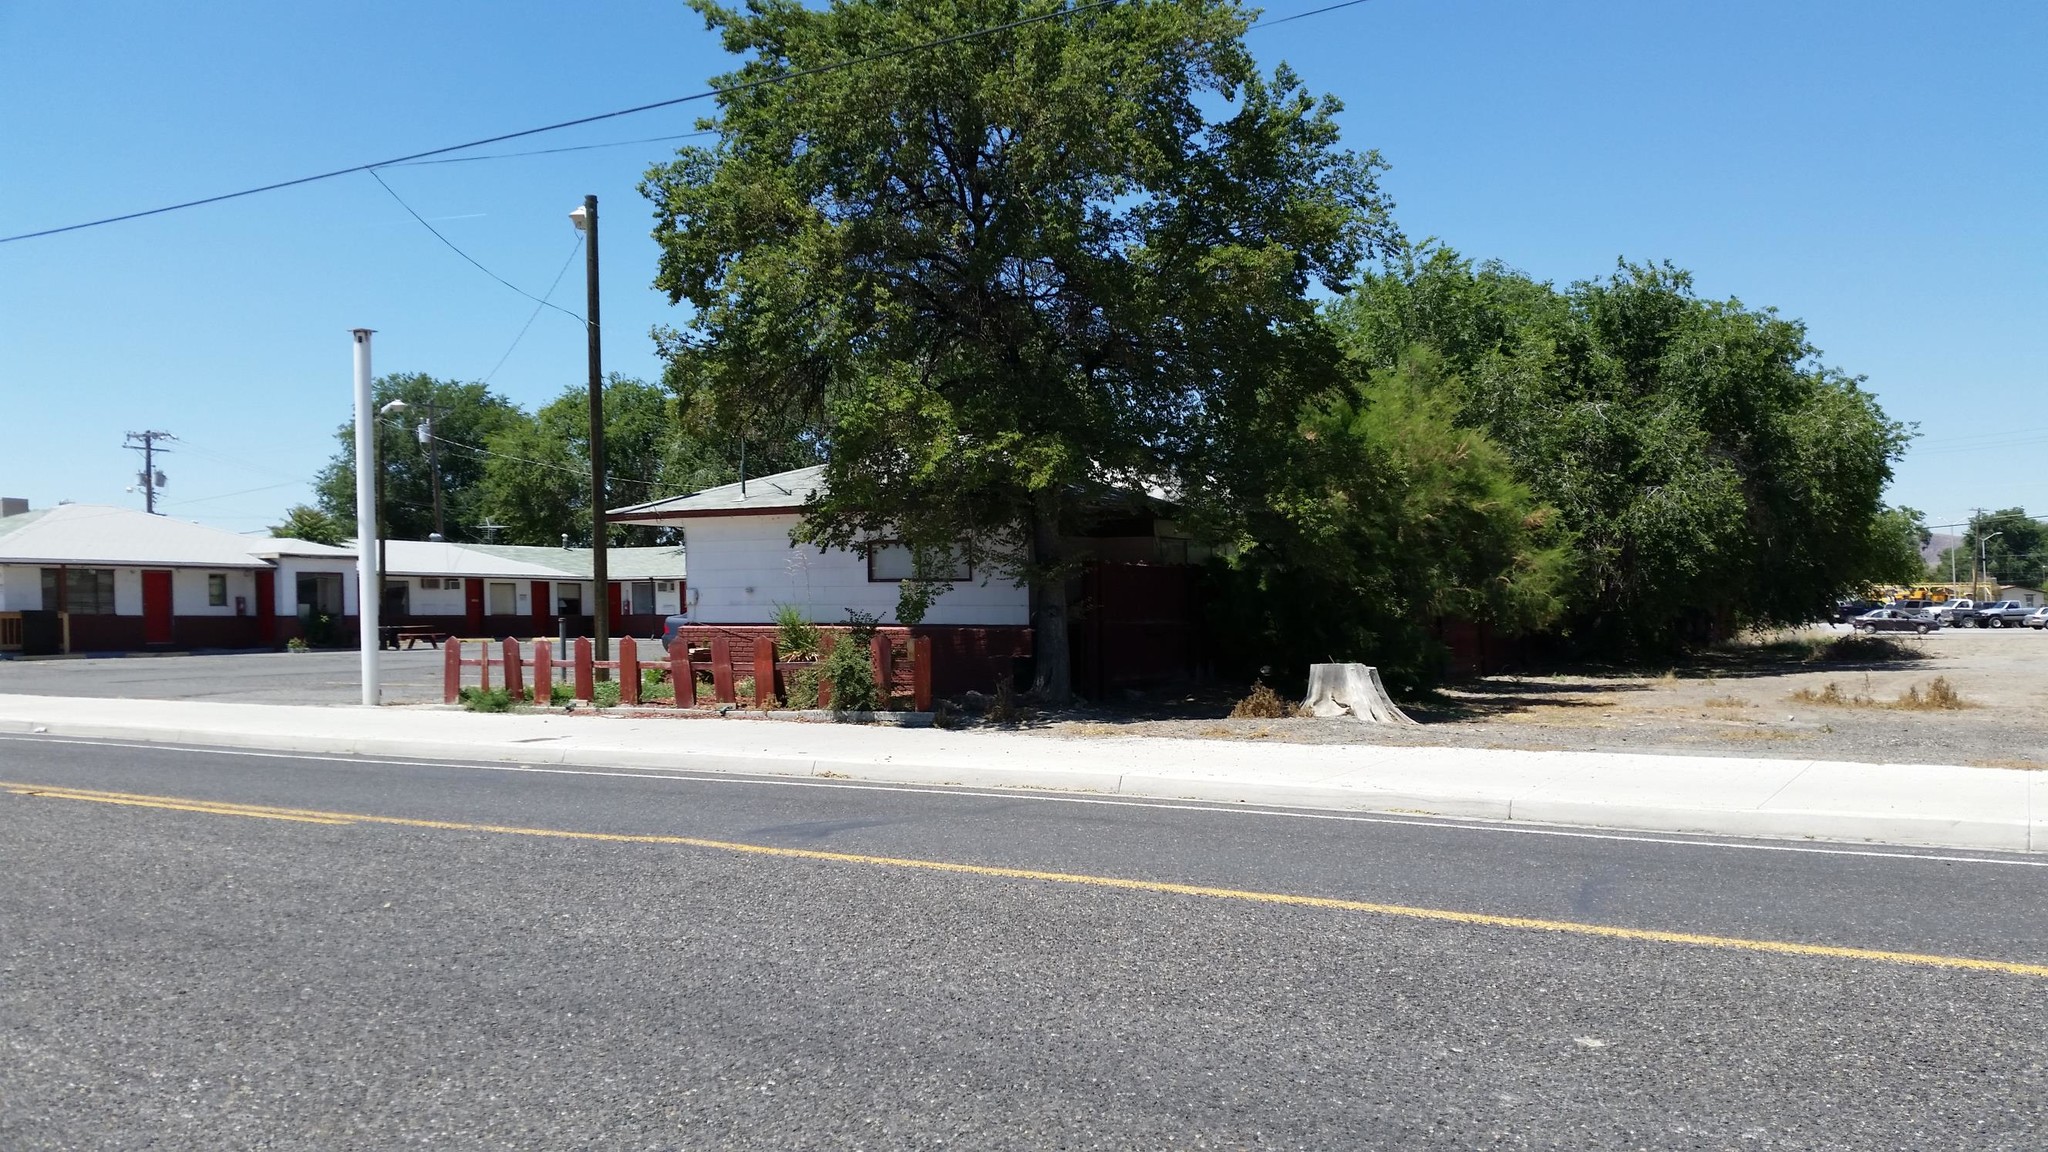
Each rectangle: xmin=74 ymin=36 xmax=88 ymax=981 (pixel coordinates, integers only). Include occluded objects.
xmin=1 ymin=704 xmax=2040 ymax=854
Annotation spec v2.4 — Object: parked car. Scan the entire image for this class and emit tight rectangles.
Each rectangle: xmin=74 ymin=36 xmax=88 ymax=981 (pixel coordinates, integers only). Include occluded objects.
xmin=659 ymin=613 xmax=691 ymax=653
xmin=1851 ymin=608 xmax=1938 ymax=635
xmin=1958 ymin=600 xmax=2031 ymax=628
xmin=2024 ymin=607 xmax=2048 ymax=630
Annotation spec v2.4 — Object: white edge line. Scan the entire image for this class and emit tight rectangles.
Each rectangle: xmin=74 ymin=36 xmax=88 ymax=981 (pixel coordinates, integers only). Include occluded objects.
xmin=3 ymin=732 xmax=2045 ymax=869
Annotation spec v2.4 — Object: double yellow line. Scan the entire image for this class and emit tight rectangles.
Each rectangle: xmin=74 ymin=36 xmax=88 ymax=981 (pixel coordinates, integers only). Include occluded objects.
xmin=9 ymin=779 xmax=2046 ymax=980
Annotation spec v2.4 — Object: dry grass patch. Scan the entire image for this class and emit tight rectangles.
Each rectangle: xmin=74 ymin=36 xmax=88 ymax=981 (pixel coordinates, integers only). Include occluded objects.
xmin=1716 ymin=728 xmax=1806 ymax=743
xmin=1702 ymin=695 xmax=1750 ymax=709
xmin=1971 ymin=757 xmax=2048 ymax=771
xmin=1790 ymin=675 xmax=1973 ymax=711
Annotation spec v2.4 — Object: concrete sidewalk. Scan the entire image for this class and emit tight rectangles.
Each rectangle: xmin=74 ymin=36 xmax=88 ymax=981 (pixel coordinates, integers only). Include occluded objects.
xmin=1 ymin=693 xmax=2041 ymax=853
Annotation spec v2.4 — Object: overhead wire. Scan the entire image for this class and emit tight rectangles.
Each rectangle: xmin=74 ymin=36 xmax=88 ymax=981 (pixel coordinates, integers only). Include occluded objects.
xmin=0 ymin=0 xmax=1127 ymax=245
xmin=367 ymin=168 xmax=587 ymax=323
xmin=484 ymin=235 xmax=586 ymax=384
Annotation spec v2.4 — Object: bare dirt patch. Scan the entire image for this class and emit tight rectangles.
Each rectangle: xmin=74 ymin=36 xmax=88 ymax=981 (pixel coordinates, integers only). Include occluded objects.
xmin=1018 ymin=626 xmax=2048 ymax=766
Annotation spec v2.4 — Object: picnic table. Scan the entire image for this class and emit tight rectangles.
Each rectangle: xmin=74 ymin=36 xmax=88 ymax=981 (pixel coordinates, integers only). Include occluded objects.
xmin=378 ymin=626 xmax=448 ymax=651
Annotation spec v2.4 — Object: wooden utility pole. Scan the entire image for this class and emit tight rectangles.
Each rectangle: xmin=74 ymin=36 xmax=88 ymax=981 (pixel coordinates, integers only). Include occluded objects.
xmin=123 ymin=430 xmax=173 ymax=514
xmin=572 ymin=194 xmax=608 ymax=665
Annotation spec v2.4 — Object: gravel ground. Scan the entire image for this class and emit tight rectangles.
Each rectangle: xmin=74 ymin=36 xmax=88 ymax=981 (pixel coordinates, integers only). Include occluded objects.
xmin=1016 ymin=626 xmax=2048 ymax=768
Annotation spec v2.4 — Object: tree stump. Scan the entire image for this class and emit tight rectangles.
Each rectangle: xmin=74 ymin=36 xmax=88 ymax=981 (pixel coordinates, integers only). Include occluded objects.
xmin=1303 ymin=663 xmax=1416 ymax=724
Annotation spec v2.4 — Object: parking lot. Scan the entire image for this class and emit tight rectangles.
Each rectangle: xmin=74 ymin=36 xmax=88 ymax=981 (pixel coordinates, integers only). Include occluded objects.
xmin=0 ymin=649 xmax=449 ymax=706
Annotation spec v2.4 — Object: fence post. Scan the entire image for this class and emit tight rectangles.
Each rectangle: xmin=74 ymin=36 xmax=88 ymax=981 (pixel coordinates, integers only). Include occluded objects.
xmin=478 ymin=639 xmax=491 ymax=693
xmin=753 ymin=636 xmax=777 ymax=706
xmin=620 ymin=637 xmax=640 ymax=705
xmin=815 ymin=632 xmax=834 ymax=710
xmin=502 ymin=637 xmax=524 ymax=702
xmin=871 ymin=635 xmax=893 ymax=709
xmin=711 ymin=636 xmax=736 ymax=704
xmin=574 ymin=636 xmax=594 ymax=702
xmin=913 ymin=635 xmax=933 ymax=712
xmin=670 ymin=639 xmax=693 ymax=708
xmin=443 ymin=639 xmax=461 ymax=703
xmin=533 ymin=639 xmax=553 ymax=705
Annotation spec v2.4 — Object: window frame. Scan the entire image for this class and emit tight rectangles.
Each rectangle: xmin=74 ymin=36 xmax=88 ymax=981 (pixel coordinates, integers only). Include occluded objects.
xmin=865 ymin=541 xmax=972 ymax=584
xmin=207 ymin=573 xmax=228 ymax=607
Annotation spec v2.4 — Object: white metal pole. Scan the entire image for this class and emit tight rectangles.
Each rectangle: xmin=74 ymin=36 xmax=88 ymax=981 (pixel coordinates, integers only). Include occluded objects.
xmin=353 ymin=328 xmax=380 ymax=706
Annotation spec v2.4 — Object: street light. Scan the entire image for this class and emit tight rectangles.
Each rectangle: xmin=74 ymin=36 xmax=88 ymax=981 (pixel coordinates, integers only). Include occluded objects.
xmin=571 ymin=195 xmax=608 ymax=668
xmin=375 ymin=399 xmax=409 ymax=630
xmin=1979 ymin=530 xmax=2005 ymax=593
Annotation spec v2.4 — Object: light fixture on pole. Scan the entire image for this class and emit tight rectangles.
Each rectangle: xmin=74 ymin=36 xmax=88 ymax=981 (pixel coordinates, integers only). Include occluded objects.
xmin=1979 ymin=530 xmax=2004 ymax=592
xmin=571 ymin=195 xmax=608 ymax=669
xmin=353 ymin=329 xmax=380 ymax=706
xmin=376 ymin=399 xmax=409 ymax=614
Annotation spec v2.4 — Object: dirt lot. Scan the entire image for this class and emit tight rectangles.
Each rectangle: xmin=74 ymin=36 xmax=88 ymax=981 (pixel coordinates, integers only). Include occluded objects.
xmin=1022 ymin=626 xmax=2048 ymax=768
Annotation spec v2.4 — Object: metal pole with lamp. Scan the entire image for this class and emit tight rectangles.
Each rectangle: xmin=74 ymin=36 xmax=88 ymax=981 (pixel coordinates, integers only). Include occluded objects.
xmin=353 ymin=329 xmax=380 ymax=705
xmin=376 ymin=400 xmax=410 ymax=624
xmin=1979 ymin=530 xmax=2004 ymax=596
xmin=571 ymin=196 xmax=608 ymax=670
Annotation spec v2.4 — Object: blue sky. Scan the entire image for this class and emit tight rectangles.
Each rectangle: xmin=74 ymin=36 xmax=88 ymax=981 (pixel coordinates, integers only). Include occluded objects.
xmin=3 ymin=0 xmax=2041 ymax=537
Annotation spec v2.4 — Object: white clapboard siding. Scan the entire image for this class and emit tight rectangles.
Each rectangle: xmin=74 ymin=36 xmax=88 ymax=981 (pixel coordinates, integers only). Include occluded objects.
xmin=684 ymin=515 xmax=1027 ymax=626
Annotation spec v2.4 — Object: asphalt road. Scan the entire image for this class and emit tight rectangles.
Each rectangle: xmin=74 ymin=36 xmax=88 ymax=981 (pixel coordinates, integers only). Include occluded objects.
xmin=2 ymin=735 xmax=2044 ymax=1149
xmin=0 ymin=649 xmax=448 ymax=704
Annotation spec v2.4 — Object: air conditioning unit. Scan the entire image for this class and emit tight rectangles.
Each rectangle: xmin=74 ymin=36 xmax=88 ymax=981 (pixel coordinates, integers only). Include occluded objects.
xmin=657 ymin=581 xmax=675 ymax=592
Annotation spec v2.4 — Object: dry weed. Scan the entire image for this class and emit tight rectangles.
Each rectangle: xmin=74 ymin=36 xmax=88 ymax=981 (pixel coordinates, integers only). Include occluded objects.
xmin=1702 ymin=696 xmax=1750 ymax=709
xmin=1229 ymin=681 xmax=1293 ymax=719
xmin=1790 ymin=675 xmax=1972 ymax=711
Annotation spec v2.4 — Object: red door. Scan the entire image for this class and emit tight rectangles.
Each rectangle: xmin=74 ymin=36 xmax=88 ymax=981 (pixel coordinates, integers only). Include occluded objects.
xmin=531 ymin=580 xmax=551 ymax=635
xmin=464 ymin=578 xmax=485 ymax=636
xmin=606 ymin=582 xmax=623 ymax=633
xmin=141 ymin=570 xmax=174 ymax=645
xmin=255 ymin=569 xmax=277 ymax=644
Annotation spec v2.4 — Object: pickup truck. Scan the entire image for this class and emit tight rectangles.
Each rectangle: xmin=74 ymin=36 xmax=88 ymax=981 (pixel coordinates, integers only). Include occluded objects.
xmin=1927 ymin=599 xmax=1975 ymax=625
xmin=1958 ymin=600 xmax=2031 ymax=628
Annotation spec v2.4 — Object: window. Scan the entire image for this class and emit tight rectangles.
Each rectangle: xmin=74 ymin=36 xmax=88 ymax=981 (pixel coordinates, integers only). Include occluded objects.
xmin=866 ymin=542 xmax=971 ymax=583
xmin=488 ymin=582 xmax=518 ymax=616
xmin=556 ymin=583 xmax=583 ymax=615
xmin=208 ymin=574 xmax=228 ymax=607
xmin=40 ymin=568 xmax=115 ymax=614
xmin=420 ymin=577 xmax=442 ymax=590
xmin=630 ymin=581 xmax=655 ymax=615
xmin=296 ymin=572 xmax=344 ymax=616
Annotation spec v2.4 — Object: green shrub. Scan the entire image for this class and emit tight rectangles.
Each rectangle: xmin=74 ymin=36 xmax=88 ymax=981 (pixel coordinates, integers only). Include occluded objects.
xmin=823 ymin=611 xmax=882 ymax=713
xmin=527 ymin=681 xmax=574 ymax=705
xmin=458 ymin=686 xmax=513 ymax=713
xmin=784 ymin=668 xmax=822 ymax=710
xmin=642 ymin=668 xmax=674 ymax=702
xmin=593 ymin=679 xmax=622 ymax=709
xmin=774 ymin=603 xmax=822 ymax=660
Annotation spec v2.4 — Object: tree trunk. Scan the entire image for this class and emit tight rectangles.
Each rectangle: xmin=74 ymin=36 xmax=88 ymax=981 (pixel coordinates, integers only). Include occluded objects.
xmin=1029 ymin=492 xmax=1072 ymax=705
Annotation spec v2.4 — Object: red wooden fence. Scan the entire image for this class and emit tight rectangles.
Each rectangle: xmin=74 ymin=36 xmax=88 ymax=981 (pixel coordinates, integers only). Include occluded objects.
xmin=444 ymin=633 xmax=933 ymax=712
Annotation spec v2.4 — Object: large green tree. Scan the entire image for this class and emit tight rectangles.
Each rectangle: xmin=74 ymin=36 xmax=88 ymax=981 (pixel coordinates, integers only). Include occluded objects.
xmin=643 ymin=0 xmax=1393 ymax=701
xmin=1954 ymin=508 xmax=2047 ymax=588
xmin=313 ymin=374 xmax=527 ymax=541
xmin=1202 ymin=347 xmax=1572 ymax=690
xmin=476 ymin=376 xmax=781 ymax=546
xmin=1327 ymin=246 xmax=1912 ymax=652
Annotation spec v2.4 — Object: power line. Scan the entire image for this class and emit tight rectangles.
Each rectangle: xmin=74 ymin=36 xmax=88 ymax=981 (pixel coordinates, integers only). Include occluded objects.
xmin=1250 ymin=0 xmax=1375 ymax=31
xmin=0 ymin=0 xmax=1125 ymax=245
xmin=368 ymin=168 xmax=587 ymax=324
xmin=485 ymin=235 xmax=585 ymax=384
xmin=383 ymin=130 xmax=721 ymax=167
